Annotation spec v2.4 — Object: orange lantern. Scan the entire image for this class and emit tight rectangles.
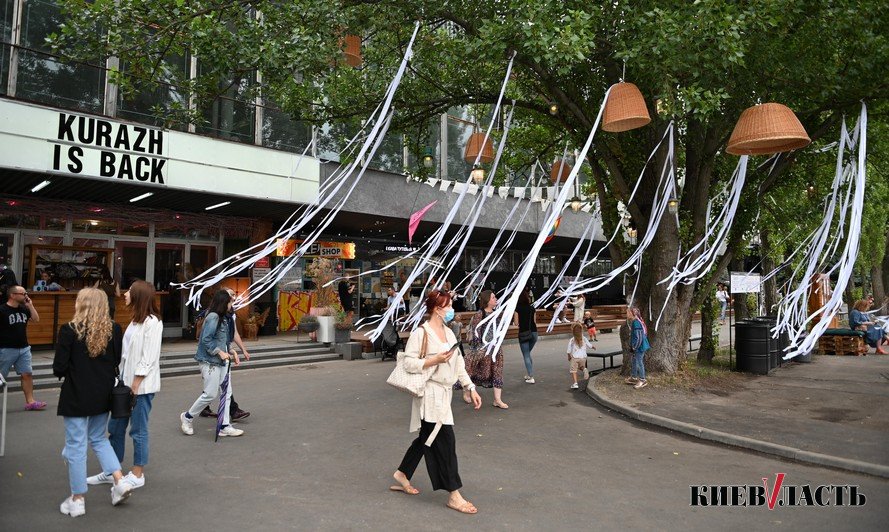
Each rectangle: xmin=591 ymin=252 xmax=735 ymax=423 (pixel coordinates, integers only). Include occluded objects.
xmin=342 ymin=34 xmax=362 ymax=68
xmin=463 ymin=132 xmax=495 ymax=164
xmin=550 ymin=159 xmax=572 ymax=184
xmin=602 ymin=82 xmax=651 ymax=133
xmin=726 ymin=103 xmax=810 ymax=155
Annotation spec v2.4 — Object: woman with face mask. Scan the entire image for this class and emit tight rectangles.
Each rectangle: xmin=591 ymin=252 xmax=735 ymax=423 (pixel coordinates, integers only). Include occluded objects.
xmin=390 ymin=290 xmax=482 ymax=515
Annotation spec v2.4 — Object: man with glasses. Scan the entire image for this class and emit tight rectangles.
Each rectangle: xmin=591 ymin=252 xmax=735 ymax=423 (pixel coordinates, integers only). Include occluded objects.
xmin=0 ymin=286 xmax=46 ymax=410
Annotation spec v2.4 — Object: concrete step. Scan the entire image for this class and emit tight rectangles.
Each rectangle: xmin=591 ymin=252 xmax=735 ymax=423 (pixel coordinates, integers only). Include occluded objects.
xmin=4 ymin=342 xmax=339 ymax=391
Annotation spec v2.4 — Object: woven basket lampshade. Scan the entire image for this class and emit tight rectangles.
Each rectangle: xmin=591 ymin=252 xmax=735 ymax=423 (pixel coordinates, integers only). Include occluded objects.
xmin=551 ymin=160 xmax=573 ymax=184
xmin=463 ymin=132 xmax=495 ymax=164
xmin=342 ymin=34 xmax=362 ymax=68
xmin=726 ymin=103 xmax=810 ymax=155
xmin=602 ymin=82 xmax=651 ymax=133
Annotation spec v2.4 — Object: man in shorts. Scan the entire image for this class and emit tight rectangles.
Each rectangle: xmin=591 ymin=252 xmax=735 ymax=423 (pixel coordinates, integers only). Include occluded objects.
xmin=0 ymin=286 xmax=46 ymax=410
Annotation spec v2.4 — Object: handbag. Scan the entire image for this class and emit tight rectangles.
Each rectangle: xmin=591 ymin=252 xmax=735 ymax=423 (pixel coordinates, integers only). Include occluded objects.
xmin=518 ymin=309 xmax=534 ymax=342
xmin=110 ymin=341 xmax=134 ymax=418
xmin=386 ymin=327 xmax=430 ymax=397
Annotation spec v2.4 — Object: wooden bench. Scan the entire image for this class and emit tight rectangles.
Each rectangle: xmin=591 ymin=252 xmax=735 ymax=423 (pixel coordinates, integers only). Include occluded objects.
xmin=587 ymin=349 xmax=623 ymax=374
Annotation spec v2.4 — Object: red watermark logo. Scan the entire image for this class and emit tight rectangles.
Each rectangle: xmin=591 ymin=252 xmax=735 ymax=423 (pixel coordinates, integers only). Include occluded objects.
xmin=690 ymin=474 xmax=867 ymax=508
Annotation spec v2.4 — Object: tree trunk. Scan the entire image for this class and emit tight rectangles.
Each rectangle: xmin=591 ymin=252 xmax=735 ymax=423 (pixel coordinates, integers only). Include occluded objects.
xmin=879 ymin=228 xmax=889 ymax=312
xmin=697 ymin=292 xmax=716 ymax=363
xmin=619 ymin=321 xmax=631 ymax=376
xmin=761 ymin=230 xmax=779 ymax=315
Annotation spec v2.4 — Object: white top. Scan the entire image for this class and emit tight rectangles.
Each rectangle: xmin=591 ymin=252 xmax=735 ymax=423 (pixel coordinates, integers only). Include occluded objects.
xmin=387 ymin=295 xmax=405 ymax=311
xmin=571 ymin=296 xmax=586 ymax=322
xmin=402 ymin=323 xmax=473 ymax=434
xmin=716 ymin=290 xmax=728 ymax=302
xmin=120 ymin=315 xmax=164 ymax=394
xmin=567 ymin=337 xmax=593 ymax=359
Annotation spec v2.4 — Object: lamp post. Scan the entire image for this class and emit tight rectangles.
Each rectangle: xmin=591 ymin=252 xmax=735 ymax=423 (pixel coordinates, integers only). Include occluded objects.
xmin=422 ymin=146 xmax=434 ymax=169
xmin=471 ymin=165 xmax=485 ymax=185
xmin=668 ymin=197 xmax=679 ymax=214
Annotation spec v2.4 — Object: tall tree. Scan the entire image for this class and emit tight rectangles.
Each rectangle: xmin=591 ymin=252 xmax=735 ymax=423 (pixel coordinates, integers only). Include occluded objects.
xmin=53 ymin=0 xmax=889 ymax=373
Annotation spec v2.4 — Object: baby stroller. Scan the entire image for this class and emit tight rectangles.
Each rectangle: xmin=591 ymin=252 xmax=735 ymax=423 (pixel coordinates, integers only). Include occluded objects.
xmin=377 ymin=319 xmax=403 ymax=361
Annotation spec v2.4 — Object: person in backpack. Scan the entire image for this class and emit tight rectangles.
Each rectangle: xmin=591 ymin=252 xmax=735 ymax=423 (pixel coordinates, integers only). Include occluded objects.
xmin=625 ymin=306 xmax=651 ymax=389
xmin=390 ymin=290 xmax=482 ymax=515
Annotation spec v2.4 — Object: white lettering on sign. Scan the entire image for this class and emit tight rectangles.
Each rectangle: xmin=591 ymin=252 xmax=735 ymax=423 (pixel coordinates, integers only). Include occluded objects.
xmin=50 ymin=112 xmax=167 ymax=184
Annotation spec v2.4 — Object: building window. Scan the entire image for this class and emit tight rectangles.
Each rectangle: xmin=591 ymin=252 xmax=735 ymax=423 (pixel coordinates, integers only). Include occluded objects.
xmin=369 ymin=132 xmax=404 ymax=174
xmin=195 ymin=63 xmax=255 ymax=143
xmin=1 ymin=0 xmax=12 ymax=95
xmin=446 ymin=110 xmax=475 ymax=181
xmin=535 ymin=254 xmax=561 ymax=275
xmin=16 ymin=0 xmax=105 ymax=113
xmin=117 ymin=55 xmax=189 ymax=128
xmin=261 ymin=102 xmax=312 ymax=153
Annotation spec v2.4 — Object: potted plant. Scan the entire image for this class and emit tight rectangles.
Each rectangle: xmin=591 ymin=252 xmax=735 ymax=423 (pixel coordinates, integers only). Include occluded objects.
xmin=334 ymin=308 xmax=353 ymax=344
xmin=298 ymin=314 xmax=320 ymax=333
xmin=306 ymin=257 xmax=339 ymax=344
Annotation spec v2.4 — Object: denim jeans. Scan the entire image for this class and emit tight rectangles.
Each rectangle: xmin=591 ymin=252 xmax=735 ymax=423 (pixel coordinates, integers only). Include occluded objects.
xmin=719 ymin=300 xmax=727 ymax=321
xmin=519 ymin=332 xmax=538 ymax=376
xmin=108 ymin=393 xmax=155 ymax=466
xmin=62 ymin=413 xmax=121 ymax=495
xmin=632 ymin=349 xmax=646 ymax=380
xmin=187 ymin=362 xmax=233 ymax=425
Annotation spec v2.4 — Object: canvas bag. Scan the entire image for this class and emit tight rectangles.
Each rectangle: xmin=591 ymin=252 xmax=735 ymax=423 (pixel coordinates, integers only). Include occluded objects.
xmin=386 ymin=326 xmax=430 ymax=397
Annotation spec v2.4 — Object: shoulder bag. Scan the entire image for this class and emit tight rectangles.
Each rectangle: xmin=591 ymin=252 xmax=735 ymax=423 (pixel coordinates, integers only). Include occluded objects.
xmin=518 ymin=309 xmax=535 ymax=342
xmin=110 ymin=339 xmax=134 ymax=418
xmin=386 ymin=327 xmax=430 ymax=397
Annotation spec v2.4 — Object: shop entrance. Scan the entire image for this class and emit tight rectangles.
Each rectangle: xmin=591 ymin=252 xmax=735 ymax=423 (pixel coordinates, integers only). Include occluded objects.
xmin=154 ymin=243 xmax=186 ymax=328
xmin=114 ymin=240 xmax=148 ymax=290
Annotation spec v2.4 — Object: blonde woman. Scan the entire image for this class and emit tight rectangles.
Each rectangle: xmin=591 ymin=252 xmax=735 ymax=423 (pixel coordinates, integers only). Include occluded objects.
xmin=89 ymin=280 xmax=163 ymax=489
xmin=52 ymin=288 xmax=131 ymax=517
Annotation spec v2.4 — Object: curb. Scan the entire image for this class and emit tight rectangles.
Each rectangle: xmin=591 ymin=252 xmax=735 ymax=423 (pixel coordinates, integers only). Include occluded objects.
xmin=585 ymin=371 xmax=889 ymax=479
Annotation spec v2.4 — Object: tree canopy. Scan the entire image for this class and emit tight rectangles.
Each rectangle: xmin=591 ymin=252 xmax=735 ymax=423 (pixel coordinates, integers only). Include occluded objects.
xmin=52 ymin=0 xmax=889 ymax=372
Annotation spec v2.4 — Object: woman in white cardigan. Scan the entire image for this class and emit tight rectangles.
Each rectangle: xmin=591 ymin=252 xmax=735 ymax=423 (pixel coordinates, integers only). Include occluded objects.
xmin=390 ymin=290 xmax=482 ymax=514
xmin=88 ymin=280 xmax=163 ymax=490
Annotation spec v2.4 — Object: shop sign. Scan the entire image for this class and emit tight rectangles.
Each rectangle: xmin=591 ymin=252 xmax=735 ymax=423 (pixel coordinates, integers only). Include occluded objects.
xmin=254 ymin=257 xmax=271 ymax=268
xmin=384 ymin=244 xmax=420 ymax=253
xmin=276 ymin=239 xmax=355 ymax=259
xmin=52 ymin=112 xmax=167 ymax=184
xmin=252 ymin=267 xmax=271 ymax=281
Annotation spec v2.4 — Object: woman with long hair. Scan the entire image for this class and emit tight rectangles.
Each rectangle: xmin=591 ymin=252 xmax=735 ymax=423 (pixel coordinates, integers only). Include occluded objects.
xmin=391 ymin=290 xmax=482 ymax=515
xmin=625 ymin=306 xmax=651 ymax=389
xmin=53 ymin=288 xmax=132 ymax=517
xmin=512 ymin=287 xmax=538 ymax=383
xmin=461 ymin=290 xmax=508 ymax=408
xmin=179 ymin=290 xmax=243 ymax=437
xmin=88 ymin=281 xmax=163 ymax=489
xmin=93 ymin=266 xmax=120 ymax=318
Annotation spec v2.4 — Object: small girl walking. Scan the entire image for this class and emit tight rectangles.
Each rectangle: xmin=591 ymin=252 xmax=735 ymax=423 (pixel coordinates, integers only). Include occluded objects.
xmin=625 ymin=306 xmax=651 ymax=389
xmin=567 ymin=323 xmax=593 ymax=389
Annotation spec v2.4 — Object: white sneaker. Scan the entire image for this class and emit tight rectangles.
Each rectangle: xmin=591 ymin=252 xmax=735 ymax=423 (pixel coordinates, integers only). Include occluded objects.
xmin=111 ymin=480 xmax=132 ymax=506
xmin=218 ymin=425 xmax=244 ymax=437
xmin=525 ymin=377 xmax=535 ymax=384
xmin=87 ymin=471 xmax=113 ymax=485
xmin=60 ymin=496 xmax=85 ymax=517
xmin=123 ymin=472 xmax=145 ymax=489
xmin=570 ymin=383 xmax=579 ymax=389
xmin=180 ymin=412 xmax=194 ymax=435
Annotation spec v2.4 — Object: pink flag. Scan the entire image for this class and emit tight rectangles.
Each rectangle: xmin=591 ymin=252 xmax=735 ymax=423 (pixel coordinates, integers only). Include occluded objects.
xmin=408 ymin=201 xmax=437 ymax=244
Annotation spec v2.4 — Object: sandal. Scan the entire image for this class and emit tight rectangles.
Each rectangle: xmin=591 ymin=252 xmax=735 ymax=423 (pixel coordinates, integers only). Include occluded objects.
xmin=447 ymin=500 xmax=478 ymax=514
xmin=492 ymin=402 xmax=509 ymax=409
xmin=25 ymin=401 xmax=47 ymax=411
xmin=389 ymin=484 xmax=420 ymax=495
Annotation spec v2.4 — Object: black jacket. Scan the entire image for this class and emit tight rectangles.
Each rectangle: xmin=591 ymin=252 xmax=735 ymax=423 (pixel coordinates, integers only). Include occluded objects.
xmin=53 ymin=322 xmax=123 ymax=417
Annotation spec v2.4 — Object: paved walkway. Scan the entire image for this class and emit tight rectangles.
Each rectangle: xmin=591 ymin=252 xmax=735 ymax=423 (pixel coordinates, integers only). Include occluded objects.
xmin=588 ymin=351 xmax=889 ymax=477
xmin=2 ymin=326 xmax=887 ymax=530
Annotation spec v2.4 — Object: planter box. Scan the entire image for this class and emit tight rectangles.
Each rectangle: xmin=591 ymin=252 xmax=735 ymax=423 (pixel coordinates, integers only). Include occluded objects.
xmin=334 ymin=328 xmax=351 ymax=344
xmin=336 ymin=342 xmax=364 ymax=360
xmin=316 ymin=316 xmax=335 ymax=345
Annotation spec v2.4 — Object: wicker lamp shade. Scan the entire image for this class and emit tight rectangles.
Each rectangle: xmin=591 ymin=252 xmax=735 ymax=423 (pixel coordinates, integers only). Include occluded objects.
xmin=602 ymin=82 xmax=651 ymax=133
xmin=551 ymin=160 xmax=573 ymax=184
xmin=463 ymin=132 xmax=495 ymax=164
xmin=342 ymin=34 xmax=362 ymax=68
xmin=726 ymin=103 xmax=810 ymax=155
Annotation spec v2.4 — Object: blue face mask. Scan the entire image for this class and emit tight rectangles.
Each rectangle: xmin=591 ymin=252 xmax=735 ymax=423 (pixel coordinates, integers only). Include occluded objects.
xmin=443 ymin=309 xmax=455 ymax=323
